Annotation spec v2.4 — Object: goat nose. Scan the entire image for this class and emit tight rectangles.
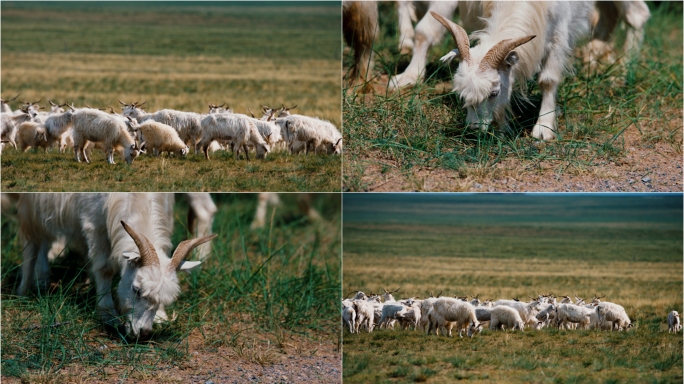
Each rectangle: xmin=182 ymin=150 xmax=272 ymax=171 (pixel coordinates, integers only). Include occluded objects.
xmin=139 ymin=328 xmax=152 ymax=340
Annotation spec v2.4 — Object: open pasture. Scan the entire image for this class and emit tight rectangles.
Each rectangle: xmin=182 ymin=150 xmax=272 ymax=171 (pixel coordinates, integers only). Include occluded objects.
xmin=342 ymin=194 xmax=683 ymax=383
xmin=1 ymin=1 xmax=341 ymax=192
xmin=1 ymin=193 xmax=341 ymax=383
xmin=343 ymin=2 xmax=682 ymax=192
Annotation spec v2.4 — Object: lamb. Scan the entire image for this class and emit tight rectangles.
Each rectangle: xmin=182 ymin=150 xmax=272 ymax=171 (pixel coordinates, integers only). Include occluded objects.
xmin=199 ymin=113 xmax=271 ymax=160
xmin=15 ymin=193 xmax=217 ymax=339
xmin=127 ymin=118 xmax=189 ymax=157
xmin=396 ymin=300 xmax=422 ymax=330
xmin=668 ymin=311 xmax=681 ymax=334
xmin=596 ymin=302 xmax=633 ymax=331
xmin=71 ymin=109 xmax=144 ymax=164
xmin=343 ymin=1 xmax=378 ymax=93
xmin=1 ymin=109 xmax=33 ymax=150
xmin=16 ymin=122 xmax=48 ymax=152
xmin=284 ymin=115 xmax=342 ymax=155
xmin=427 ymin=297 xmax=481 ymax=338
xmin=489 ymin=305 xmax=526 ymax=331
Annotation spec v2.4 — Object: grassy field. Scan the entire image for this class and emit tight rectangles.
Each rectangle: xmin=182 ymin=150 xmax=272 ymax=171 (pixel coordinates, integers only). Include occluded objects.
xmin=1 ymin=1 xmax=341 ymax=192
xmin=1 ymin=193 xmax=341 ymax=382
xmin=343 ymin=2 xmax=683 ymax=192
xmin=342 ymin=194 xmax=683 ymax=383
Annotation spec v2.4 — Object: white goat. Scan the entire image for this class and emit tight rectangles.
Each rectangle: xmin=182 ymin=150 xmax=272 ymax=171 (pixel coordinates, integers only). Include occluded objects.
xmin=199 ymin=113 xmax=270 ymax=160
xmin=127 ymin=118 xmax=189 ymax=157
xmin=284 ymin=115 xmax=342 ymax=155
xmin=555 ymin=304 xmax=593 ymax=330
xmin=343 ymin=304 xmax=357 ymax=333
xmin=16 ymin=193 xmax=217 ymax=339
xmin=43 ymin=109 xmax=75 ymax=152
xmin=433 ymin=1 xmax=594 ymax=140
xmin=427 ymin=297 xmax=481 ymax=338
xmin=352 ymin=299 xmax=376 ymax=333
xmin=668 ymin=311 xmax=681 ymax=334
xmin=71 ymin=109 xmax=144 ymax=164
xmin=1 ymin=109 xmax=33 ymax=150
xmin=1 ymin=94 xmax=21 ymax=114
xmin=494 ymin=299 xmax=543 ymax=327
xmin=489 ymin=305 xmax=526 ymax=331
xmin=596 ymin=302 xmax=633 ymax=331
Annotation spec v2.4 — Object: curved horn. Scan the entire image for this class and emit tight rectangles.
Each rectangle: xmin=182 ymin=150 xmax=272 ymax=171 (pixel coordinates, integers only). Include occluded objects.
xmin=344 ymin=291 xmax=354 ymax=299
xmin=479 ymin=35 xmax=536 ymax=71
xmin=48 ymin=99 xmax=57 ymax=106
xmin=430 ymin=11 xmax=471 ymax=65
xmin=247 ymin=108 xmax=255 ymax=118
xmin=10 ymin=94 xmax=20 ymax=101
xmin=218 ymin=103 xmax=225 ymax=108
xmin=436 ymin=290 xmax=442 ymax=298
xmin=167 ymin=234 xmax=218 ymax=272
xmin=392 ymin=287 xmax=401 ymax=294
xmin=287 ymin=104 xmax=297 ymax=110
xmin=383 ymin=288 xmax=389 ymax=294
xmin=118 ymin=99 xmax=127 ymax=106
xmin=120 ymin=221 xmax=160 ymax=268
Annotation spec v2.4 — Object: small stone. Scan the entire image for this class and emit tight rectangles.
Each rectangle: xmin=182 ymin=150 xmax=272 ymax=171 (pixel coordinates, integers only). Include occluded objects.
xmin=642 ymin=176 xmax=651 ymax=183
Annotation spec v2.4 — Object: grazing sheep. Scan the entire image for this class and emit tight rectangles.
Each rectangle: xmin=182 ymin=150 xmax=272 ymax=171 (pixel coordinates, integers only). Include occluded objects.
xmin=71 ymin=109 xmax=144 ymax=164
xmin=127 ymin=118 xmax=189 ymax=157
xmin=199 ymin=113 xmax=270 ymax=160
xmin=428 ymin=297 xmax=481 ymax=338
xmin=343 ymin=1 xmax=378 ymax=93
xmin=494 ymin=299 xmax=543 ymax=327
xmin=16 ymin=193 xmax=217 ymax=339
xmin=489 ymin=305 xmax=526 ymax=331
xmin=668 ymin=311 xmax=681 ymax=334
xmin=431 ymin=1 xmax=596 ymax=140
xmin=16 ymin=122 xmax=48 ymax=152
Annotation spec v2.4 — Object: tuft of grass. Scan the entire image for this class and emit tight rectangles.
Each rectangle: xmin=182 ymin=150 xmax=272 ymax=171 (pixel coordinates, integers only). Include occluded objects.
xmin=343 ymin=2 xmax=683 ymax=191
xmin=1 ymin=194 xmax=341 ymax=380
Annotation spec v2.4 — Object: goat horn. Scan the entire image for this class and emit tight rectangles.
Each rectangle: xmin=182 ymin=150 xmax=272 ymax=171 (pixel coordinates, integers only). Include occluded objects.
xmin=218 ymin=103 xmax=225 ymax=108
xmin=247 ymin=108 xmax=255 ymax=118
xmin=344 ymin=291 xmax=354 ymax=299
xmin=436 ymin=290 xmax=442 ymax=298
xmin=118 ymin=99 xmax=127 ymax=106
xmin=430 ymin=11 xmax=471 ymax=65
xmin=479 ymin=35 xmax=536 ymax=71
xmin=393 ymin=287 xmax=401 ymax=294
xmin=383 ymin=288 xmax=388 ymax=293
xmin=48 ymin=99 xmax=57 ymax=106
xmin=121 ymin=221 xmax=160 ymax=268
xmin=167 ymin=234 xmax=218 ymax=272
xmin=10 ymin=94 xmax=20 ymax=101
xmin=288 ymin=104 xmax=297 ymax=110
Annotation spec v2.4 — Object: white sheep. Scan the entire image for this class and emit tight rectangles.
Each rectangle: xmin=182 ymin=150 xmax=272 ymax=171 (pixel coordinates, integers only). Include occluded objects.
xmin=489 ymin=305 xmax=526 ymax=331
xmin=432 ymin=2 xmax=595 ymax=140
xmin=668 ymin=311 xmax=681 ymax=334
xmin=16 ymin=122 xmax=48 ymax=152
xmin=352 ymin=299 xmax=376 ymax=333
xmin=428 ymin=297 xmax=481 ymax=338
xmin=199 ymin=113 xmax=270 ymax=160
xmin=43 ymin=109 xmax=75 ymax=152
xmin=71 ymin=109 xmax=144 ymax=164
xmin=16 ymin=193 xmax=217 ymax=339
xmin=494 ymin=299 xmax=543 ymax=328
xmin=127 ymin=118 xmax=189 ymax=157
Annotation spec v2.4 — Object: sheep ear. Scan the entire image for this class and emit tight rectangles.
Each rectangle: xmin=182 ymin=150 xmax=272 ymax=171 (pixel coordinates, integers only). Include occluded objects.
xmin=123 ymin=251 xmax=141 ymax=264
xmin=503 ymin=51 xmax=519 ymax=68
xmin=178 ymin=260 xmax=201 ymax=273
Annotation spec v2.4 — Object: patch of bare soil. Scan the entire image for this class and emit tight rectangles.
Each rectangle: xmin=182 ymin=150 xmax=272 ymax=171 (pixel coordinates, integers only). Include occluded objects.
xmin=1 ymin=328 xmax=340 ymax=384
xmin=353 ymin=123 xmax=682 ymax=192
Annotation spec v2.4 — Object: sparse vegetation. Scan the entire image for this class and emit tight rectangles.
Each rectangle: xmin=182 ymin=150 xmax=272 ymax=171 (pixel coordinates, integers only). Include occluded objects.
xmin=343 ymin=2 xmax=682 ymax=191
xmin=1 ymin=194 xmax=341 ymax=382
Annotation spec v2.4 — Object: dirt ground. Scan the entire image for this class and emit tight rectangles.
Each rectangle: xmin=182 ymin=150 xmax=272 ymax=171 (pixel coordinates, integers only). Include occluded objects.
xmin=354 ymin=125 xmax=682 ymax=192
xmin=1 ymin=328 xmax=340 ymax=384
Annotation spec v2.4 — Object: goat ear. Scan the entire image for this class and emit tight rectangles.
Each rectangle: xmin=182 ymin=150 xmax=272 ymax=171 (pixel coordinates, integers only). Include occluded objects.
xmin=123 ymin=251 xmax=141 ymax=264
xmin=503 ymin=51 xmax=519 ymax=68
xmin=178 ymin=260 xmax=202 ymax=273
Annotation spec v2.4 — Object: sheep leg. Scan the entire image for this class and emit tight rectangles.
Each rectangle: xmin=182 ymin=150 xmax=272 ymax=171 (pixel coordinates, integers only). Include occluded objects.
xmin=388 ymin=1 xmax=458 ymax=91
xmin=531 ymin=77 xmax=560 ymax=141
xmin=18 ymin=240 xmax=50 ymax=295
xmin=397 ymin=1 xmax=416 ymax=54
xmin=243 ymin=144 xmax=250 ymax=160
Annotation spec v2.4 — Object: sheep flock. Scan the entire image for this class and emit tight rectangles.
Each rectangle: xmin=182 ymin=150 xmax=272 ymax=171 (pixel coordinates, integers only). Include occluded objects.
xmin=343 ymin=289 xmax=680 ymax=337
xmin=0 ymin=96 xmax=342 ymax=164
